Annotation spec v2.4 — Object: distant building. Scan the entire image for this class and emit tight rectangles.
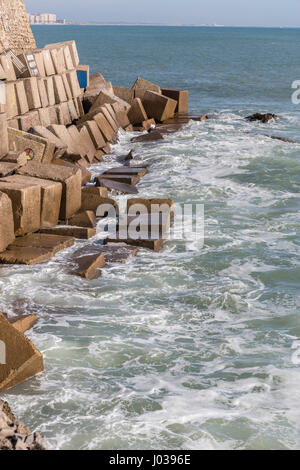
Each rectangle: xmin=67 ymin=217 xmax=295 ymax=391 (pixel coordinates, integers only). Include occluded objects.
xmin=28 ymin=13 xmax=66 ymax=25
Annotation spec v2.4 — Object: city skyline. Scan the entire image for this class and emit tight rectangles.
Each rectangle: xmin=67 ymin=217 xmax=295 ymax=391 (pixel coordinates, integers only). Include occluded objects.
xmin=25 ymin=0 xmax=300 ymax=27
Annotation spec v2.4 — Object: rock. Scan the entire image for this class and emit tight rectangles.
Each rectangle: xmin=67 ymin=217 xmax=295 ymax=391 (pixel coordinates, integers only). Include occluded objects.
xmin=265 ymin=134 xmax=296 ymax=143
xmin=0 ymin=180 xmax=41 ymax=236
xmin=67 ymin=210 xmax=97 ymax=228
xmin=17 ymin=162 xmax=82 ymax=220
xmin=0 ymin=312 xmax=44 ymax=392
xmin=70 ymin=253 xmax=106 ymax=280
xmin=0 ymin=191 xmax=15 ymax=252
xmin=246 ymin=113 xmax=278 ymax=123
xmin=131 ymin=131 xmax=164 ymax=143
xmin=142 ymin=91 xmax=177 ymax=122
xmin=161 ymin=89 xmax=189 ymax=114
xmin=0 ymin=400 xmax=47 ymax=450
xmin=40 ymin=226 xmax=96 ymax=240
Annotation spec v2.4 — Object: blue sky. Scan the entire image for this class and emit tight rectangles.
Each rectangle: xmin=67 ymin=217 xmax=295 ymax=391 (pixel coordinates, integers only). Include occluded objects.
xmin=25 ymin=0 xmax=300 ymax=27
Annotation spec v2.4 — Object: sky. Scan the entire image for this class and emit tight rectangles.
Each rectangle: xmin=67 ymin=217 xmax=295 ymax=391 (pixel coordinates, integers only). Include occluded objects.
xmin=25 ymin=0 xmax=300 ymax=27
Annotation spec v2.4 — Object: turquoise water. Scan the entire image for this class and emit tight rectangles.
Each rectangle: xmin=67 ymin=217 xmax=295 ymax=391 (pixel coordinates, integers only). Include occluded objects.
xmin=1 ymin=26 xmax=300 ymax=450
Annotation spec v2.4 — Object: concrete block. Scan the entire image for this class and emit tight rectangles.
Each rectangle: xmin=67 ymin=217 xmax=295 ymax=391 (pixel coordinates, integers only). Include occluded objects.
xmin=48 ymin=105 xmax=59 ymax=125
xmin=127 ymin=98 xmax=148 ymax=125
xmin=53 ymin=75 xmax=68 ymax=103
xmin=62 ymin=73 xmax=73 ymax=100
xmin=81 ymin=189 xmax=117 ymax=214
xmin=0 ymin=191 xmax=15 ymax=252
xmin=67 ymin=210 xmax=96 ymax=228
xmin=113 ymin=86 xmax=134 ymax=104
xmin=84 ymin=120 xmax=106 ymax=149
xmin=0 ymin=162 xmax=20 ymax=177
xmin=0 ymin=54 xmax=16 ymax=81
xmin=55 ymin=103 xmax=72 ymax=126
xmin=47 ymin=47 xmax=66 ymax=75
xmin=32 ymin=126 xmax=67 ymax=158
xmin=2 ymin=175 xmax=62 ymax=228
xmin=5 ymin=82 xmax=18 ymax=119
xmin=132 ymin=77 xmax=161 ymax=93
xmin=42 ymin=49 xmax=56 ymax=76
xmin=78 ymin=127 xmax=96 ymax=163
xmin=91 ymin=89 xmax=130 ymax=113
xmin=68 ymin=100 xmax=79 ymax=121
xmin=104 ymin=236 xmax=165 ymax=252
xmin=17 ymin=111 xmax=40 ymax=132
xmin=23 ymin=78 xmax=42 ymax=110
xmin=71 ymin=253 xmax=106 ymax=280
xmin=0 ymin=113 xmax=8 ymax=157
xmin=161 ymin=88 xmax=189 ymax=113
xmin=142 ymin=91 xmax=177 ymax=122
xmin=0 ymin=180 xmax=41 ymax=236
xmin=0 ymin=313 xmax=44 ymax=392
xmin=44 ymin=77 xmax=56 ymax=106
xmin=46 ymin=41 xmax=79 ymax=68
xmin=0 ymin=151 xmax=27 ymax=166
xmin=37 ymin=78 xmax=49 ymax=108
xmin=131 ymin=130 xmax=164 ymax=143
xmin=32 ymin=50 xmax=46 ymax=77
xmin=38 ymin=108 xmax=51 ymax=128
xmin=100 ymin=106 xmax=119 ymax=132
xmin=40 ymin=226 xmax=96 ymax=239
xmin=17 ymin=162 xmax=82 ymax=220
xmin=8 ymin=127 xmax=56 ymax=164
xmin=66 ymin=70 xmax=81 ymax=98
xmin=14 ymin=81 xmax=29 ymax=115
xmin=95 ymin=177 xmax=139 ymax=195
xmin=93 ymin=113 xmax=115 ymax=142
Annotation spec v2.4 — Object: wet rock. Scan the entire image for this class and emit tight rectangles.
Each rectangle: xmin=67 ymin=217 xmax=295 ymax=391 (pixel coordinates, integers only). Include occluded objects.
xmin=0 ymin=401 xmax=47 ymax=450
xmin=246 ymin=113 xmax=278 ymax=123
xmin=131 ymin=131 xmax=164 ymax=143
xmin=70 ymin=253 xmax=106 ymax=280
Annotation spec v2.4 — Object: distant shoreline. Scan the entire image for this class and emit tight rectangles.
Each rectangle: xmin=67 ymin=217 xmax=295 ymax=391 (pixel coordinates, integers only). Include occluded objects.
xmin=31 ymin=24 xmax=300 ymax=28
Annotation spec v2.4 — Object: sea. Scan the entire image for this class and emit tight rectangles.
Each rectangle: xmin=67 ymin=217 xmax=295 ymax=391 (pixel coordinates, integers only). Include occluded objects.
xmin=1 ymin=26 xmax=300 ymax=450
